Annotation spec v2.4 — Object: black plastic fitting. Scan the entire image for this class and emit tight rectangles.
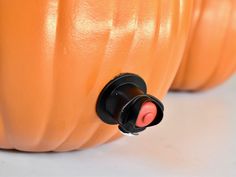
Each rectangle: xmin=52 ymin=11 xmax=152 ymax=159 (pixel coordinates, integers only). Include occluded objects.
xmin=96 ymin=73 xmax=164 ymax=135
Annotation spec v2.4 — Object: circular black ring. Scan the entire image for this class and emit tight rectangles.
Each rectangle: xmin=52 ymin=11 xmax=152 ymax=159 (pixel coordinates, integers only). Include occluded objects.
xmin=96 ymin=73 xmax=147 ymax=124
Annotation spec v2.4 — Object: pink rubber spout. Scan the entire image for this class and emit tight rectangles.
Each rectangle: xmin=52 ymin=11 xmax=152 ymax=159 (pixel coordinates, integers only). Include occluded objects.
xmin=135 ymin=102 xmax=157 ymax=127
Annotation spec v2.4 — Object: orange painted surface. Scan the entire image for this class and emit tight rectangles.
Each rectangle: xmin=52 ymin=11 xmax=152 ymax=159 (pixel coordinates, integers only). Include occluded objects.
xmin=171 ymin=0 xmax=236 ymax=90
xmin=0 ymin=0 xmax=235 ymax=152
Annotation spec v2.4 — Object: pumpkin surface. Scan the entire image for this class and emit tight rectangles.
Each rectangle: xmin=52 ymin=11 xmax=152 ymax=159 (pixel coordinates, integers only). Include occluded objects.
xmin=171 ymin=0 xmax=236 ymax=91
xmin=0 ymin=0 xmax=193 ymax=151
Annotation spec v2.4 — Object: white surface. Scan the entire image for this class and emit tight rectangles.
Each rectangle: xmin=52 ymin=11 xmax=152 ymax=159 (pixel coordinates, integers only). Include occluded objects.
xmin=0 ymin=76 xmax=236 ymax=177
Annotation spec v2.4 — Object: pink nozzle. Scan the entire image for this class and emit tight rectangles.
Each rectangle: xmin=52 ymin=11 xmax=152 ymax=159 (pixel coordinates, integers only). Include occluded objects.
xmin=135 ymin=102 xmax=157 ymax=128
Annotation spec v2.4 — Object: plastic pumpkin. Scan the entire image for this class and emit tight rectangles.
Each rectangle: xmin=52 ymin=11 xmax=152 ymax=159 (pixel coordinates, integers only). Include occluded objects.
xmin=1 ymin=0 xmax=235 ymax=152
xmin=171 ymin=0 xmax=236 ymax=91
xmin=0 ymin=0 xmax=193 ymax=151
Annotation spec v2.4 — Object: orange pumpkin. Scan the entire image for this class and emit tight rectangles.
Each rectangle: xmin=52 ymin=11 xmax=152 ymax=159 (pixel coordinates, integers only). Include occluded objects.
xmin=171 ymin=0 xmax=236 ymax=91
xmin=0 ymin=0 xmax=193 ymax=151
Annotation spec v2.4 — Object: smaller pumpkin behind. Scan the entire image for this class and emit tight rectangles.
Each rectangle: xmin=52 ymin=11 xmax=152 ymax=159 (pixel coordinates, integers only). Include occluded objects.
xmin=171 ymin=0 xmax=236 ymax=91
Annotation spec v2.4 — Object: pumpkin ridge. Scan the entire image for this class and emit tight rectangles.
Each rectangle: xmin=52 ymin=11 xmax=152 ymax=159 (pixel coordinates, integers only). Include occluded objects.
xmin=180 ymin=0 xmax=204 ymax=89
xmin=147 ymin=2 xmax=168 ymax=89
xmin=54 ymin=122 xmax=101 ymax=151
xmin=196 ymin=0 xmax=233 ymax=90
xmin=174 ymin=0 xmax=203 ymax=89
xmin=53 ymin=1 xmax=119 ymax=150
xmin=152 ymin=0 xmax=193 ymax=96
xmin=121 ymin=1 xmax=140 ymax=71
xmin=79 ymin=125 xmax=119 ymax=150
xmin=156 ymin=0 xmax=181 ymax=95
xmin=0 ymin=113 xmax=12 ymax=149
xmin=29 ymin=0 xmax=61 ymax=151
xmin=201 ymin=0 xmax=236 ymax=89
xmin=147 ymin=1 xmax=161 ymax=62
xmin=145 ymin=1 xmax=162 ymax=87
xmin=105 ymin=132 xmax=121 ymax=144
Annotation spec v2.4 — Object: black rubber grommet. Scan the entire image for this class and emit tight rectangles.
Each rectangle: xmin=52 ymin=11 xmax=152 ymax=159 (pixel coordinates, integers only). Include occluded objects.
xmin=96 ymin=73 xmax=164 ymax=135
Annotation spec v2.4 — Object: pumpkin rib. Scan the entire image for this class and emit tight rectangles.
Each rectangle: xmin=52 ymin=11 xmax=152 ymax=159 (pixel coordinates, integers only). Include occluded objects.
xmin=147 ymin=0 xmax=161 ymax=59
xmin=200 ymin=0 xmax=236 ymax=89
xmin=146 ymin=0 xmax=161 ymax=83
xmin=121 ymin=0 xmax=164 ymax=93
xmin=53 ymin=1 xmax=135 ymax=151
xmin=0 ymin=0 xmax=60 ymax=151
xmin=147 ymin=0 xmax=179 ymax=96
xmin=173 ymin=0 xmax=203 ymax=89
xmin=50 ymin=1 xmax=117 ymax=151
xmin=202 ymin=50 xmax=236 ymax=89
xmin=54 ymin=123 xmax=101 ymax=151
xmin=146 ymin=0 xmax=168 ymax=95
xmin=121 ymin=1 xmax=141 ymax=71
xmin=122 ymin=0 xmax=159 ymax=81
xmin=154 ymin=0 xmax=181 ymax=95
xmin=196 ymin=0 xmax=233 ymax=90
xmin=156 ymin=1 xmax=184 ymax=94
xmin=0 ymin=113 xmax=12 ymax=149
xmin=104 ymin=132 xmax=121 ymax=144
xmin=152 ymin=0 xmax=194 ymax=96
xmin=79 ymin=125 xmax=119 ymax=150
xmin=179 ymin=0 xmax=206 ymax=90
xmin=121 ymin=0 xmax=146 ymax=67
xmin=52 ymin=91 xmax=108 ymax=151
xmin=27 ymin=0 xmax=96 ymax=152
xmin=41 ymin=0 xmax=123 ymax=151
xmin=29 ymin=0 xmax=62 ymax=152
xmin=171 ymin=0 xmax=236 ymax=91
xmin=0 ymin=111 xmax=16 ymax=150
xmin=167 ymin=0 xmax=189 ymax=90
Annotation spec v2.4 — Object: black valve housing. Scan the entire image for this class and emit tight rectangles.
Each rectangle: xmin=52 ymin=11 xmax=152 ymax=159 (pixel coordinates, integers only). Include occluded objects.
xmin=96 ymin=73 xmax=164 ymax=135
